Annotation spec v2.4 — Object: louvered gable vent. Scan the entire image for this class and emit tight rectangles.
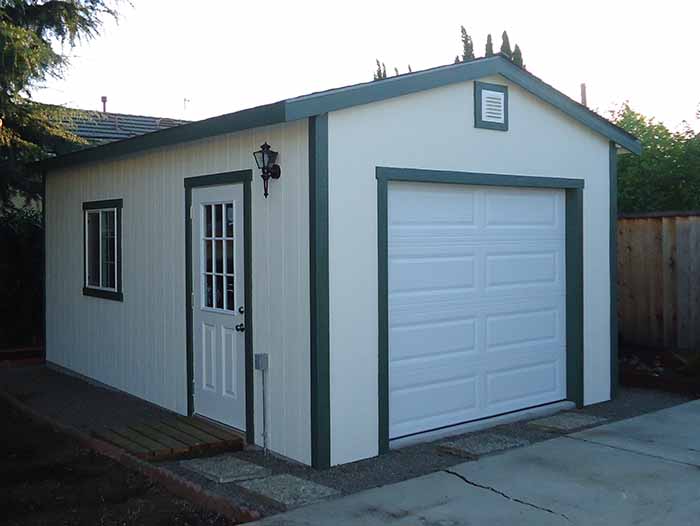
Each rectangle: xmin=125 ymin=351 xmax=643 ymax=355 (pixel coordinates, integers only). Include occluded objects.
xmin=481 ymin=90 xmax=505 ymax=123
xmin=474 ymin=81 xmax=509 ymax=131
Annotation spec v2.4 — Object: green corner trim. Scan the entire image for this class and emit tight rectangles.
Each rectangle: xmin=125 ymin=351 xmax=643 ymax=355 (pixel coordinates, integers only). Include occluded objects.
xmin=309 ymin=114 xmax=331 ymax=469
xmin=609 ymin=142 xmax=619 ymax=398
xmin=474 ymin=81 xmax=509 ymax=131
xmin=184 ymin=170 xmax=254 ymax=445
xmin=376 ymin=167 xmax=585 ymax=450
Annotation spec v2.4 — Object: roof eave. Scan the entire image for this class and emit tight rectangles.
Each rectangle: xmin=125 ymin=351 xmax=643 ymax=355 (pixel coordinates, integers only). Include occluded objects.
xmin=36 ymin=101 xmax=287 ymax=172
xmin=36 ymin=55 xmax=641 ymax=173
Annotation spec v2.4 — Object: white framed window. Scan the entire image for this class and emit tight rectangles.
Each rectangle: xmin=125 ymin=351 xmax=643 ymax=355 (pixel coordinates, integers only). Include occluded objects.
xmin=83 ymin=199 xmax=123 ymax=301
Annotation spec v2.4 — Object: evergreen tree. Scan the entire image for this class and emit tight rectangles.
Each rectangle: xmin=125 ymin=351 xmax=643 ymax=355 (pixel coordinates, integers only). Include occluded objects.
xmin=394 ymin=67 xmax=399 ymax=76
xmin=382 ymin=62 xmax=387 ymax=79
xmin=408 ymin=65 xmax=412 ymax=73
xmin=500 ymin=30 xmax=512 ymax=58
xmin=512 ymin=44 xmax=524 ymax=67
xmin=455 ymin=55 xmax=461 ymax=64
xmin=373 ymin=59 xmax=383 ymax=80
xmin=0 ymin=0 xmax=118 ymax=212
xmin=485 ymin=34 xmax=494 ymax=56
xmin=460 ymin=25 xmax=474 ymax=61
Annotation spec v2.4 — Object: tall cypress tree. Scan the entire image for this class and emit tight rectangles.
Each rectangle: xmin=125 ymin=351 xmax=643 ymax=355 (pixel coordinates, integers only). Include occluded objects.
xmin=455 ymin=55 xmax=461 ymax=64
xmin=485 ymin=34 xmax=494 ymax=56
xmin=512 ymin=44 xmax=524 ymax=67
xmin=500 ymin=31 xmax=512 ymax=58
xmin=460 ymin=25 xmax=475 ymax=61
xmin=373 ymin=59 xmax=383 ymax=80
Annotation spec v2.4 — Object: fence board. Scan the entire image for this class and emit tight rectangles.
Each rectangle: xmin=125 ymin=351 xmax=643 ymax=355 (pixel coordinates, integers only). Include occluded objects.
xmin=618 ymin=214 xmax=700 ymax=351
xmin=661 ymin=217 xmax=677 ymax=349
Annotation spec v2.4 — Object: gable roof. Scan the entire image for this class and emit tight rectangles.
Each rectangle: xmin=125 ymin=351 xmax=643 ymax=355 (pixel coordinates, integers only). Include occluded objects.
xmin=64 ymin=109 xmax=189 ymax=144
xmin=37 ymin=54 xmax=640 ymax=172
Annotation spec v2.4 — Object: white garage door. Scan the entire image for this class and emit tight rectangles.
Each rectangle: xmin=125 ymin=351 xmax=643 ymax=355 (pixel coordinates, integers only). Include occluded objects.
xmin=388 ymin=182 xmax=567 ymax=439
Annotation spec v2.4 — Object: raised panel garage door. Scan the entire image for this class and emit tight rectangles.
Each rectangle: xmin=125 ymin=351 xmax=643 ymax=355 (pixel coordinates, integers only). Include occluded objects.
xmin=388 ymin=181 xmax=567 ymax=440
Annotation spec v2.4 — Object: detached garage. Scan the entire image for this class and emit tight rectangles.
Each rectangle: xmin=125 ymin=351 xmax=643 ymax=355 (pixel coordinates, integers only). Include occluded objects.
xmin=38 ymin=54 xmax=641 ymax=469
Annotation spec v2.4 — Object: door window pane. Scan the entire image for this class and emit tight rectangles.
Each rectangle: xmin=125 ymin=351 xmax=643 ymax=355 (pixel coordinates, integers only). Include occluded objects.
xmin=215 ymin=204 xmax=223 ymax=237
xmin=226 ymin=203 xmax=233 ymax=237
xmin=215 ymin=240 xmax=223 ymax=273
xmin=215 ymin=275 xmax=224 ymax=309
xmin=205 ymin=274 xmax=213 ymax=307
xmin=205 ymin=205 xmax=212 ymax=237
xmin=226 ymin=240 xmax=233 ymax=274
xmin=205 ymin=240 xmax=213 ymax=273
xmin=225 ymin=276 xmax=234 ymax=311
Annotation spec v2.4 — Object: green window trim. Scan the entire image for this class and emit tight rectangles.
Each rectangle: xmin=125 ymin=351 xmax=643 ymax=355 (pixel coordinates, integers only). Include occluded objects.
xmin=474 ymin=81 xmax=509 ymax=131
xmin=184 ymin=170 xmax=254 ymax=446
xmin=82 ymin=198 xmax=123 ymax=302
xmin=376 ymin=166 xmax=584 ymax=453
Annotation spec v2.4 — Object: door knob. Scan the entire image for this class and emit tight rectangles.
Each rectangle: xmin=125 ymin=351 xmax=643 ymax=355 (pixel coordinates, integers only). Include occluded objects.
xmin=238 ymin=306 xmax=245 ymax=314
xmin=235 ymin=323 xmax=245 ymax=332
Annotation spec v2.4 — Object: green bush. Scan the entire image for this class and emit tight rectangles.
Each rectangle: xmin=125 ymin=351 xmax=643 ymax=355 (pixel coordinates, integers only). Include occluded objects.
xmin=0 ymin=206 xmax=43 ymax=349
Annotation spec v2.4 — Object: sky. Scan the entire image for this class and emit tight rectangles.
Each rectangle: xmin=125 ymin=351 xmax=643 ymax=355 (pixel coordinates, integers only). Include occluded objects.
xmin=35 ymin=0 xmax=700 ymax=131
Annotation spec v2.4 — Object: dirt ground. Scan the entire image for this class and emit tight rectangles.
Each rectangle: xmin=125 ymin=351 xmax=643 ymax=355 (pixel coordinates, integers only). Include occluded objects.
xmin=0 ymin=399 xmax=239 ymax=526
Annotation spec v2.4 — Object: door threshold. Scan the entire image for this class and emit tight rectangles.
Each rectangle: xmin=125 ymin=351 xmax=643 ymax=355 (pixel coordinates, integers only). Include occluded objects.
xmin=192 ymin=413 xmax=246 ymax=442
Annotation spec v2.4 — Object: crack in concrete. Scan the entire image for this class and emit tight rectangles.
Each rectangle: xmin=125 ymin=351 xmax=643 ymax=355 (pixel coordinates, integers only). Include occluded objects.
xmin=443 ymin=469 xmax=571 ymax=523
xmin=564 ymin=435 xmax=700 ymax=468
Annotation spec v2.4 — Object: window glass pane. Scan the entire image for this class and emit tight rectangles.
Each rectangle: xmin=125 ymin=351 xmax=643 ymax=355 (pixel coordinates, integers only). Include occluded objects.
xmin=225 ymin=240 xmax=233 ymax=275
xmin=215 ymin=240 xmax=223 ymax=273
xmin=205 ymin=240 xmax=213 ymax=273
xmin=215 ymin=204 xmax=223 ymax=237
xmin=225 ymin=276 xmax=234 ymax=311
xmin=87 ymin=212 xmax=100 ymax=287
xmin=101 ymin=210 xmax=116 ymax=289
xmin=205 ymin=274 xmax=213 ymax=308
xmin=226 ymin=203 xmax=233 ymax=238
xmin=205 ymin=205 xmax=212 ymax=237
xmin=215 ymin=275 xmax=224 ymax=309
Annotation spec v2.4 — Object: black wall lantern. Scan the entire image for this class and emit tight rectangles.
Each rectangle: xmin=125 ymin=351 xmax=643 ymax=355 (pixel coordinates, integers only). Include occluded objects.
xmin=253 ymin=142 xmax=281 ymax=198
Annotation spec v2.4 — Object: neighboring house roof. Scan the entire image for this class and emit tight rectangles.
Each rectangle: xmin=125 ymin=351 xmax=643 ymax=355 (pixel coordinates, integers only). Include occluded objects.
xmin=37 ymin=54 xmax=641 ymax=172
xmin=64 ymin=110 xmax=189 ymax=144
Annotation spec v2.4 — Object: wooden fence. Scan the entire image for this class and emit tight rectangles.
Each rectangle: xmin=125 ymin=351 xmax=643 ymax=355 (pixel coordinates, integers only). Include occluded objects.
xmin=617 ymin=212 xmax=700 ymax=351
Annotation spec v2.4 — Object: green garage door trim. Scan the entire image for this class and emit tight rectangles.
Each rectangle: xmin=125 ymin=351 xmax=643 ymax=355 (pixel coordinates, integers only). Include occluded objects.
xmin=376 ymin=167 xmax=585 ymax=453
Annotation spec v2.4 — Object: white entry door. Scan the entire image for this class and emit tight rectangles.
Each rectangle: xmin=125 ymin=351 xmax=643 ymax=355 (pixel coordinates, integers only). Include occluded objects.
xmin=388 ymin=182 xmax=567 ymax=439
xmin=192 ymin=184 xmax=246 ymax=430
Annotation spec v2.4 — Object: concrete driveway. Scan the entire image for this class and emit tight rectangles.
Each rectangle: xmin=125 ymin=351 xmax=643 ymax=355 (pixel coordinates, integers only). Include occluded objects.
xmin=256 ymin=400 xmax=700 ymax=525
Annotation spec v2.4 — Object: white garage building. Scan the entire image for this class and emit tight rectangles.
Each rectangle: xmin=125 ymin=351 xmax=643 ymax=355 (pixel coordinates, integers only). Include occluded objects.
xmin=38 ymin=54 xmax=641 ymax=468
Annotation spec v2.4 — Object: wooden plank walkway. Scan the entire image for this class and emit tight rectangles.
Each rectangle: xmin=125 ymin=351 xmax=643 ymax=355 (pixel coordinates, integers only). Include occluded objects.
xmin=93 ymin=414 xmax=244 ymax=460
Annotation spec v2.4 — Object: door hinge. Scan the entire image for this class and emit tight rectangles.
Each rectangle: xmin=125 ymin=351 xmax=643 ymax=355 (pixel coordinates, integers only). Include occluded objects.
xmin=189 ymin=205 xmax=193 ymax=220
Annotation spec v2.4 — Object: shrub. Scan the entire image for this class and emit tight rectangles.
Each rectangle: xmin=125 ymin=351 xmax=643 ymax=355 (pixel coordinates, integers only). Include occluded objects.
xmin=0 ymin=206 xmax=43 ymax=349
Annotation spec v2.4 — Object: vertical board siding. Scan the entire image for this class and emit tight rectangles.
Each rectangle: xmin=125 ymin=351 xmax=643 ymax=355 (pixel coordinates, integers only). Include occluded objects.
xmin=327 ymin=76 xmax=611 ymax=465
xmin=46 ymin=120 xmax=311 ymax=464
xmin=618 ymin=214 xmax=700 ymax=352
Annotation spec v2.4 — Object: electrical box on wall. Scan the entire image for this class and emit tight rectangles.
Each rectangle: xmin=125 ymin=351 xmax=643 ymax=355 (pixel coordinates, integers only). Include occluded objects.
xmin=254 ymin=353 xmax=269 ymax=371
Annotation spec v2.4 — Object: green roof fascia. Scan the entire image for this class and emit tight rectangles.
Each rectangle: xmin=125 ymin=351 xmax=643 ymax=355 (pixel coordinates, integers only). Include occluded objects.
xmin=36 ymin=101 xmax=287 ymax=171
xmin=37 ymin=55 xmax=640 ymax=173
xmin=285 ymin=55 xmax=640 ymax=155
